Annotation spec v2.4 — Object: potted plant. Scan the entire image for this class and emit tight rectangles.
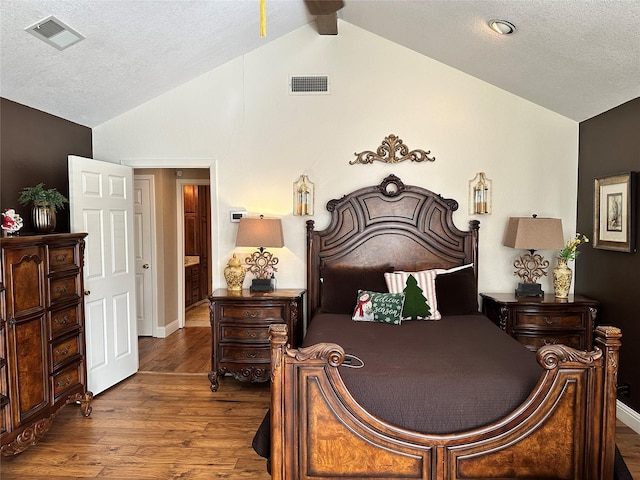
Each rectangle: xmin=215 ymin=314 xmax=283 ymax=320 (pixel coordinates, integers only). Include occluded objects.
xmin=18 ymin=183 xmax=68 ymax=233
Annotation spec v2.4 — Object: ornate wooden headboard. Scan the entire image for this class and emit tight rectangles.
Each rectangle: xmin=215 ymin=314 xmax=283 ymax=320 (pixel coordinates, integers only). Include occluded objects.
xmin=306 ymin=174 xmax=480 ymax=318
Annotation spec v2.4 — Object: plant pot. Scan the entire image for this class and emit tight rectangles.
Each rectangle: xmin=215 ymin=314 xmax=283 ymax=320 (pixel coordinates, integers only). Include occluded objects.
xmin=553 ymin=257 xmax=572 ymax=298
xmin=32 ymin=204 xmax=56 ymax=233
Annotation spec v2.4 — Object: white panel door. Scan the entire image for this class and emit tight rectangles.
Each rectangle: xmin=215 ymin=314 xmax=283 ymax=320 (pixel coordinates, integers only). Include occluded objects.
xmin=68 ymin=155 xmax=138 ymax=395
xmin=133 ymin=176 xmax=155 ymax=336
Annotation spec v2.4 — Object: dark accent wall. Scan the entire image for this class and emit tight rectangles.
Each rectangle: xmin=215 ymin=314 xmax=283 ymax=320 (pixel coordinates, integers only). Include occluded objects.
xmin=576 ymin=97 xmax=640 ymax=412
xmin=0 ymin=98 xmax=92 ymax=233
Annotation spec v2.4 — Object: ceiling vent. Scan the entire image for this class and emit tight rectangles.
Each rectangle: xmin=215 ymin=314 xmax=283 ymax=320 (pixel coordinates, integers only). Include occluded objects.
xmin=26 ymin=16 xmax=85 ymax=50
xmin=289 ymin=75 xmax=330 ymax=95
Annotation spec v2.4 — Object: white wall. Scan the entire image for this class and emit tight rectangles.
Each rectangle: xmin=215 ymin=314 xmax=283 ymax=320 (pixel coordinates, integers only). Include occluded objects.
xmin=93 ymin=20 xmax=578 ymax=295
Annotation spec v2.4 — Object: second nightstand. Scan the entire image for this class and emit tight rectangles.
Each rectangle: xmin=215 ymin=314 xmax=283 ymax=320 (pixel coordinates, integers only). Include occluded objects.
xmin=480 ymin=293 xmax=598 ymax=352
xmin=208 ymin=288 xmax=305 ymax=391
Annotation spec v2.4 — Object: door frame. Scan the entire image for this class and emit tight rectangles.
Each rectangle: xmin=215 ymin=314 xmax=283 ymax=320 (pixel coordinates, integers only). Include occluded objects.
xmin=133 ymin=174 xmax=158 ymax=337
xmin=121 ymin=159 xmax=218 ymax=335
xmin=177 ymin=178 xmax=211 ymax=329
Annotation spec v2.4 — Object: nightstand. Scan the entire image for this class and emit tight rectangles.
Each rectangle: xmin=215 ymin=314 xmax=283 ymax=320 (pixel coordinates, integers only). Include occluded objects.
xmin=208 ymin=288 xmax=305 ymax=391
xmin=480 ymin=293 xmax=598 ymax=352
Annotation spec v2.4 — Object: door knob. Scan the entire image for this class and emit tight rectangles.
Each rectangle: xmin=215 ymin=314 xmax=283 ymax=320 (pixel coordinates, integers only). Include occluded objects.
xmin=84 ymin=290 xmax=91 ymax=296
xmin=143 ymin=264 xmax=150 ymax=269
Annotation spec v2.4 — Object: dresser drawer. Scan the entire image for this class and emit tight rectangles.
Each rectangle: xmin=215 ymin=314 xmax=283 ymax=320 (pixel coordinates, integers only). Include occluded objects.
xmin=219 ymin=345 xmax=270 ymax=363
xmin=512 ymin=310 xmax=585 ymax=330
xmin=51 ymin=334 xmax=81 ymax=371
xmin=48 ymin=245 xmax=80 ymax=273
xmin=513 ymin=332 xmax=584 ymax=351
xmin=220 ymin=323 xmax=272 ymax=343
xmin=49 ymin=305 xmax=81 ymax=339
xmin=52 ymin=362 xmax=82 ymax=400
xmin=220 ymin=304 xmax=284 ymax=321
xmin=49 ymin=275 xmax=81 ymax=305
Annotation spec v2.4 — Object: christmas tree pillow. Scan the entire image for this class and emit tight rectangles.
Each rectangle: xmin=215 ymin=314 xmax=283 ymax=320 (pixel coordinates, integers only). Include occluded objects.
xmin=352 ymin=290 xmax=404 ymax=325
xmin=385 ymin=270 xmax=443 ymax=320
xmin=401 ymin=274 xmax=432 ymax=320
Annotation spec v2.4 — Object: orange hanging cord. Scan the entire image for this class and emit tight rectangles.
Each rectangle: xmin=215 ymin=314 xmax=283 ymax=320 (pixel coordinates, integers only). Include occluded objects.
xmin=260 ymin=0 xmax=266 ymax=37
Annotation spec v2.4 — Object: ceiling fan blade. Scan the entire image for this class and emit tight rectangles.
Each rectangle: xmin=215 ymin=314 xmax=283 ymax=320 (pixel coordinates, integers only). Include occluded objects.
xmin=304 ymin=0 xmax=344 ymax=35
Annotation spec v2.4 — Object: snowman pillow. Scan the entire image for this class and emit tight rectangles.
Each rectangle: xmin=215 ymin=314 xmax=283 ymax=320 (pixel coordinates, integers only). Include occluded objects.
xmin=352 ymin=290 xmax=405 ymax=325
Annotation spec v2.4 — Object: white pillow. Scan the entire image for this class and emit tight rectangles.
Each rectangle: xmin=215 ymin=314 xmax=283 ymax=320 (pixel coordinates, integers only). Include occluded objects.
xmin=385 ymin=269 xmax=444 ymax=320
xmin=384 ymin=264 xmax=474 ymax=320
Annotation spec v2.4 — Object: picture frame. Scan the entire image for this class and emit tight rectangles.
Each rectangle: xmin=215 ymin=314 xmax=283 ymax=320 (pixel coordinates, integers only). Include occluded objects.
xmin=593 ymin=172 xmax=636 ymax=252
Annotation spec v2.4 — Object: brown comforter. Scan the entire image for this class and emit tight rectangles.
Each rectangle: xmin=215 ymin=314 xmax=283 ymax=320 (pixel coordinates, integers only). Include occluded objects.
xmin=253 ymin=313 xmax=542 ymax=463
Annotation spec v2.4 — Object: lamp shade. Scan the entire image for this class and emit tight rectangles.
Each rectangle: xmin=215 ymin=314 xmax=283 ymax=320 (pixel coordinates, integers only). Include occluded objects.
xmin=236 ymin=217 xmax=284 ymax=248
xmin=503 ymin=217 xmax=564 ymax=250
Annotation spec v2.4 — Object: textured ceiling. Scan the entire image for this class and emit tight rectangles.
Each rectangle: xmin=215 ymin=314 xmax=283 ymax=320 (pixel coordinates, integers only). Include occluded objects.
xmin=1 ymin=0 xmax=639 ymax=127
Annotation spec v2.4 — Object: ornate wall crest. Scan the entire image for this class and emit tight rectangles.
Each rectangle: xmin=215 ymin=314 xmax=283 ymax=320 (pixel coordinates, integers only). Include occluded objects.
xmin=350 ymin=134 xmax=435 ymax=165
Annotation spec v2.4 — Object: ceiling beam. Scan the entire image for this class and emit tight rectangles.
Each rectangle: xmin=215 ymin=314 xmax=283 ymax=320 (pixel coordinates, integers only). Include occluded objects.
xmin=305 ymin=0 xmax=344 ymax=35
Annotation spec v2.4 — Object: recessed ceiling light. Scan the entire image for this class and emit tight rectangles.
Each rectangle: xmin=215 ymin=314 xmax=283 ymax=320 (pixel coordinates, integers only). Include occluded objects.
xmin=26 ymin=15 xmax=85 ymax=50
xmin=488 ymin=19 xmax=516 ymax=35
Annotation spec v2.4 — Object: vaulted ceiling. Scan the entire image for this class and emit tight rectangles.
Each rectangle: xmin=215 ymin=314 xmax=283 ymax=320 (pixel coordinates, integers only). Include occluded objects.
xmin=1 ymin=0 xmax=639 ymax=127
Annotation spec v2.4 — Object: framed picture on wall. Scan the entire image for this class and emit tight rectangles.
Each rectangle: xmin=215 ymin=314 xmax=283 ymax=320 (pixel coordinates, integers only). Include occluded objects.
xmin=593 ymin=172 xmax=636 ymax=252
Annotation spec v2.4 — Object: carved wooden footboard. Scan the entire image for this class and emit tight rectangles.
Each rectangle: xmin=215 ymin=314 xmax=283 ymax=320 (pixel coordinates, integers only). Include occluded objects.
xmin=269 ymin=323 xmax=621 ymax=480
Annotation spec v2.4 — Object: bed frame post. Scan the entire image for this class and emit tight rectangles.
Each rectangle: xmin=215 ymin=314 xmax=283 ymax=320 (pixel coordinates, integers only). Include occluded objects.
xmin=594 ymin=325 xmax=622 ymax=480
xmin=270 ymin=323 xmax=288 ymax=480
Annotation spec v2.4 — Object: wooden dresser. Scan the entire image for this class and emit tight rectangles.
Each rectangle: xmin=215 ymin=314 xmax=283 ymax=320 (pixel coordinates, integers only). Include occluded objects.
xmin=0 ymin=233 xmax=92 ymax=456
xmin=208 ymin=288 xmax=305 ymax=391
xmin=480 ymin=293 xmax=598 ymax=352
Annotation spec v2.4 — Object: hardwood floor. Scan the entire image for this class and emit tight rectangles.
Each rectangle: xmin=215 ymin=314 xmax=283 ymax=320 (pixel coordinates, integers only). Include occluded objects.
xmin=2 ymin=326 xmax=639 ymax=479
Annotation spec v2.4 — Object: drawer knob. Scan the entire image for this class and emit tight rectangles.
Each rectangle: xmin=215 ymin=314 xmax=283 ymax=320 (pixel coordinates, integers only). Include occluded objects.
xmin=243 ymin=310 xmax=260 ymax=318
xmin=543 ymin=316 xmax=560 ymax=325
xmin=543 ymin=338 xmax=560 ymax=346
xmin=246 ymin=330 xmax=258 ymax=337
xmin=55 ymin=315 xmax=70 ymax=325
xmin=245 ymin=351 xmax=258 ymax=358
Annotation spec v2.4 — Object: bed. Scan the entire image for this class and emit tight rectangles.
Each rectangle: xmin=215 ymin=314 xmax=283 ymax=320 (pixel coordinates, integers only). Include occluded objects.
xmin=263 ymin=174 xmax=621 ymax=480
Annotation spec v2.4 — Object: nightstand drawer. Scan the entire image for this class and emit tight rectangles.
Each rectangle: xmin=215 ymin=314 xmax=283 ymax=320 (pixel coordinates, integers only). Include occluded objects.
xmin=220 ymin=305 xmax=284 ymax=321
xmin=513 ymin=311 xmax=585 ymax=330
xmin=513 ymin=332 xmax=584 ymax=351
xmin=220 ymin=345 xmax=270 ymax=363
xmin=220 ymin=323 xmax=272 ymax=342
xmin=49 ymin=275 xmax=81 ymax=305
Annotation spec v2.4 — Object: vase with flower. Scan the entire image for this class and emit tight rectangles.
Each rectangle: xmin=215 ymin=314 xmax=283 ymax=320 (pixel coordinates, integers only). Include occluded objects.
xmin=553 ymin=233 xmax=589 ymax=298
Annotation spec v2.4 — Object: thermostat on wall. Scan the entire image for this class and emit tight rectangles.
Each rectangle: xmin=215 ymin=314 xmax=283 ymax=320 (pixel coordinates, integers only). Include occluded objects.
xmin=230 ymin=210 xmax=247 ymax=223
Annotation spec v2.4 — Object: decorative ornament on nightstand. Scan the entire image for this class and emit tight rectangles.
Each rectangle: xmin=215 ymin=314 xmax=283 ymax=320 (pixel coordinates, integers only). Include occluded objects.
xmin=223 ymin=253 xmax=246 ymax=292
xmin=553 ymin=233 xmax=589 ymax=298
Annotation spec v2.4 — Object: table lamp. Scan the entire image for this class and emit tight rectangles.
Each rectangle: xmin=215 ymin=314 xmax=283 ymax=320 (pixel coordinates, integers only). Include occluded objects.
xmin=235 ymin=215 xmax=284 ymax=292
xmin=503 ymin=215 xmax=564 ymax=297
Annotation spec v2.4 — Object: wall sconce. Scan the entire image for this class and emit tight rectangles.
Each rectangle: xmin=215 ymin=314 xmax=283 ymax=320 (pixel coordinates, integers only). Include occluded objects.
xmin=293 ymin=175 xmax=314 ymax=216
xmin=235 ymin=215 xmax=285 ymax=292
xmin=468 ymin=172 xmax=492 ymax=215
xmin=503 ymin=215 xmax=564 ymax=297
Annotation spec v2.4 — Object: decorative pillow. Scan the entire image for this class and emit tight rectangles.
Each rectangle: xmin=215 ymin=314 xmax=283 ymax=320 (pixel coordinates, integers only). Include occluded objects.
xmin=320 ymin=265 xmax=393 ymax=314
xmin=435 ymin=264 xmax=478 ymax=315
xmin=401 ymin=274 xmax=432 ymax=320
xmin=352 ymin=290 xmax=404 ymax=325
xmin=385 ymin=269 xmax=444 ymax=320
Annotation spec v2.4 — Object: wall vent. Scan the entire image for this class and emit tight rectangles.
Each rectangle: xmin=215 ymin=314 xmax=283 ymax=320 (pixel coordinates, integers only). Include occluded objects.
xmin=289 ymin=75 xmax=330 ymax=95
xmin=26 ymin=16 xmax=85 ymax=50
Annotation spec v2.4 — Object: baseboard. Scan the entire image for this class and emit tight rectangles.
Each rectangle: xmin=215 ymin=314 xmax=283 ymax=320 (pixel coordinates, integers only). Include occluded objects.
xmin=617 ymin=399 xmax=640 ymax=435
xmin=156 ymin=318 xmax=180 ymax=338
